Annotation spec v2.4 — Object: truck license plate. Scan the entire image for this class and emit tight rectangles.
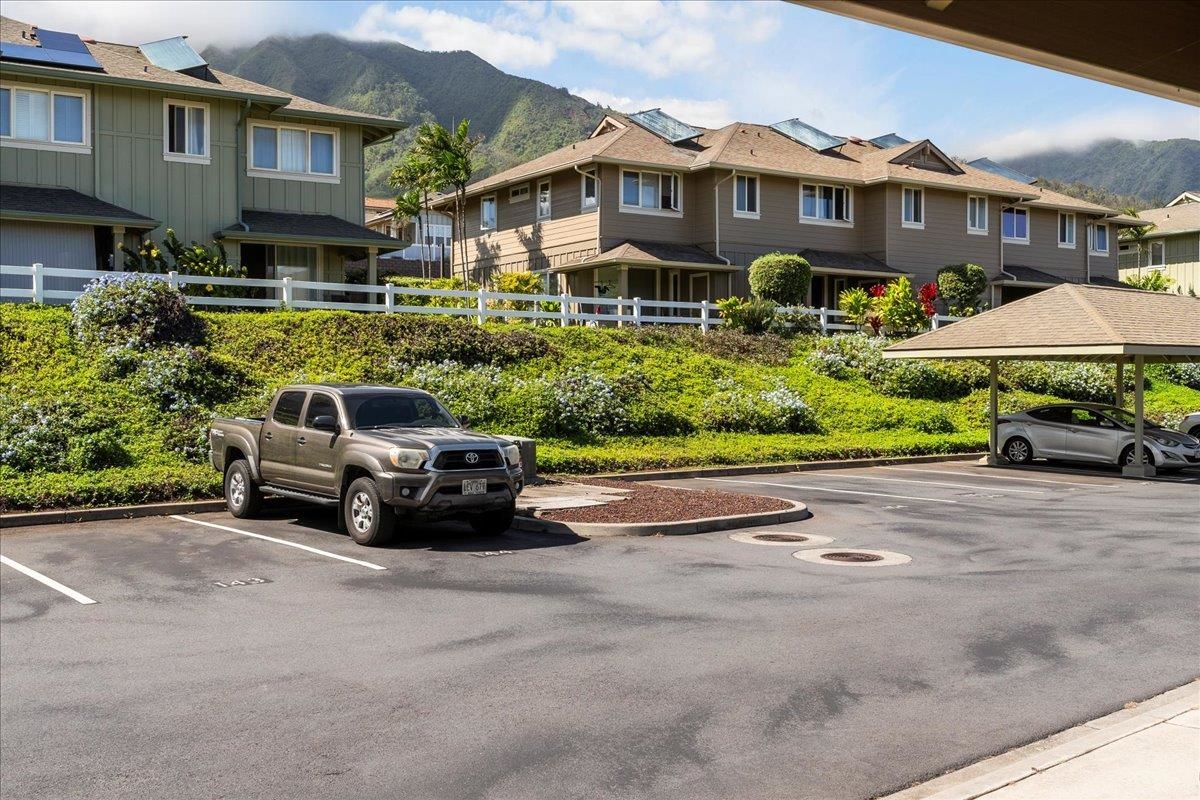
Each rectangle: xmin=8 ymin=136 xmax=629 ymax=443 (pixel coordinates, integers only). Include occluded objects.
xmin=462 ymin=479 xmax=488 ymax=495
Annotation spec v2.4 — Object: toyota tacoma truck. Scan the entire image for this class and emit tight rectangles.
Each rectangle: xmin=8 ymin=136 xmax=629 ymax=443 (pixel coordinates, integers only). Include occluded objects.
xmin=208 ymin=384 xmax=524 ymax=546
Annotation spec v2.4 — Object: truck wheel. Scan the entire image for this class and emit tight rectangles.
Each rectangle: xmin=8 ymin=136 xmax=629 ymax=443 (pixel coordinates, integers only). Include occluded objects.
xmin=470 ymin=502 xmax=516 ymax=536
xmin=345 ymin=477 xmax=395 ymax=546
xmin=225 ymin=459 xmax=262 ymax=518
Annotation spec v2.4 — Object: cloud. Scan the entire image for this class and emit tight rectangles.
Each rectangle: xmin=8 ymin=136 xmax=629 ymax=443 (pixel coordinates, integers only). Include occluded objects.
xmin=571 ymin=88 xmax=733 ymax=128
xmin=344 ymin=3 xmax=555 ymax=69
xmin=0 ymin=0 xmax=304 ymax=48
xmin=963 ymin=107 xmax=1200 ymax=160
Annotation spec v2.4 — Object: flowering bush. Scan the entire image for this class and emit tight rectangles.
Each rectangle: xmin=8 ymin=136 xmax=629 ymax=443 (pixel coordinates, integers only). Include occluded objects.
xmin=0 ymin=396 xmax=129 ymax=472
xmin=391 ymin=359 xmax=504 ymax=423
xmin=71 ymin=274 xmax=199 ymax=350
xmin=700 ymin=384 xmax=820 ymax=434
xmin=1153 ymin=362 xmax=1200 ymax=390
xmin=879 ymin=359 xmax=982 ymax=400
xmin=525 ymin=367 xmax=630 ymax=438
xmin=120 ymin=228 xmax=248 ymax=298
xmin=1003 ymin=362 xmax=1132 ymax=403
xmin=132 ymin=346 xmax=246 ymax=413
xmin=917 ymin=282 xmax=939 ymax=318
xmin=804 ymin=334 xmax=887 ymax=380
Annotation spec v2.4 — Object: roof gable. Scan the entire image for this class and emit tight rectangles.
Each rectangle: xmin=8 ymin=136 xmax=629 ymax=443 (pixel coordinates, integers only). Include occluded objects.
xmin=890 ymin=140 xmax=963 ymax=175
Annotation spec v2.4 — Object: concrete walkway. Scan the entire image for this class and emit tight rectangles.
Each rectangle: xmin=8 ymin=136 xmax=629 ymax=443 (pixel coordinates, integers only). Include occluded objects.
xmin=884 ymin=682 xmax=1199 ymax=800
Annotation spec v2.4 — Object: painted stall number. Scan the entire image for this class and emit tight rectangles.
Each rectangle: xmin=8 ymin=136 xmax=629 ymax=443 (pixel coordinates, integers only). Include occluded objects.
xmin=212 ymin=578 xmax=273 ymax=588
xmin=469 ymin=550 xmax=517 ymax=558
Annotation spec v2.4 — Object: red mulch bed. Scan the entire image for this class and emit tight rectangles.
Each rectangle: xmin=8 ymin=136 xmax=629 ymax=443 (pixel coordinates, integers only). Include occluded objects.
xmin=538 ymin=478 xmax=792 ymax=524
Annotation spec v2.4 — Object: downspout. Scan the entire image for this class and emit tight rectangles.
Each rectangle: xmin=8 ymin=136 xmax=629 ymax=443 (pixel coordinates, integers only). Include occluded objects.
xmin=235 ymin=100 xmax=251 ymax=231
xmin=714 ymin=169 xmax=736 ymax=266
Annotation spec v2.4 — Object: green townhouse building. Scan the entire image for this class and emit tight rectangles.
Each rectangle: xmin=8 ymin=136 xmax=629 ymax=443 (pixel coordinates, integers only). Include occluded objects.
xmin=0 ymin=16 xmax=404 ymax=295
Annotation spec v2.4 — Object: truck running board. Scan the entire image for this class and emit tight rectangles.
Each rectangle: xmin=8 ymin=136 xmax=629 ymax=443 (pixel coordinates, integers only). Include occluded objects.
xmin=262 ymin=485 xmax=340 ymax=507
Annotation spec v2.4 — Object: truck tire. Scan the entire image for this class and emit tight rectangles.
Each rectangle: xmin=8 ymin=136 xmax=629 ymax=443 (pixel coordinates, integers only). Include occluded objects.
xmin=470 ymin=502 xmax=516 ymax=536
xmin=345 ymin=477 xmax=395 ymax=546
xmin=225 ymin=459 xmax=262 ymax=518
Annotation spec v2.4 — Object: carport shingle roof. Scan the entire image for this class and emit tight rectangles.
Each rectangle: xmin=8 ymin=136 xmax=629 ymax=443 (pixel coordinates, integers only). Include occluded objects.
xmin=885 ymin=283 xmax=1200 ymax=362
xmin=1 ymin=183 xmax=157 ymax=227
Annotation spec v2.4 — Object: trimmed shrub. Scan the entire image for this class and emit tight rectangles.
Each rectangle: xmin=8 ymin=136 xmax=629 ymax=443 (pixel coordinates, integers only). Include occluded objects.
xmin=71 ymin=274 xmax=200 ymax=350
xmin=937 ymin=263 xmax=988 ymax=315
xmin=747 ymin=252 xmax=812 ymax=305
xmin=880 ymin=359 xmax=979 ymax=400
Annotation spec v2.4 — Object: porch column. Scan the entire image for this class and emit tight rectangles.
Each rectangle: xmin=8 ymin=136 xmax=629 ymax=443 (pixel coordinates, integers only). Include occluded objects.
xmin=112 ymin=225 xmax=126 ymax=271
xmin=987 ymin=358 xmax=1000 ymax=465
xmin=1114 ymin=361 xmax=1125 ymax=408
xmin=368 ymin=246 xmax=379 ymax=293
xmin=1123 ymin=355 xmax=1155 ymax=477
xmin=617 ymin=264 xmax=629 ymax=325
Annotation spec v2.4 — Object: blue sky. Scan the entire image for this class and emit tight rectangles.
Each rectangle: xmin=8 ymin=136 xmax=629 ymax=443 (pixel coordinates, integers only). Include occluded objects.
xmin=12 ymin=0 xmax=1199 ymax=159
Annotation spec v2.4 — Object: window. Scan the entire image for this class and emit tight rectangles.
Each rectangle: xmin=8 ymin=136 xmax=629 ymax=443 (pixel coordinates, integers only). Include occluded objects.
xmin=1002 ymin=207 xmax=1029 ymax=242
xmin=1149 ymin=240 xmax=1165 ymax=266
xmin=581 ymin=169 xmax=597 ymax=209
xmin=0 ymin=83 xmax=88 ymax=150
xmin=480 ymin=195 xmax=497 ymax=231
xmin=1029 ymin=406 xmax=1072 ymax=424
xmin=163 ymin=99 xmax=209 ymax=162
xmin=536 ymin=179 xmax=551 ymax=220
xmin=509 ymin=184 xmax=529 ymax=203
xmin=1058 ymin=212 xmax=1076 ymax=248
xmin=272 ymin=391 xmax=306 ymax=427
xmin=1088 ymin=223 xmax=1109 ymax=254
xmin=619 ymin=169 xmax=680 ymax=213
xmin=800 ymin=183 xmax=852 ymax=223
xmin=248 ymin=122 xmax=338 ymax=180
xmin=304 ymin=393 xmax=338 ymax=428
xmin=967 ymin=195 xmax=987 ymax=233
xmin=734 ymin=174 xmax=760 ymax=218
xmin=901 ymin=186 xmax=924 ymax=228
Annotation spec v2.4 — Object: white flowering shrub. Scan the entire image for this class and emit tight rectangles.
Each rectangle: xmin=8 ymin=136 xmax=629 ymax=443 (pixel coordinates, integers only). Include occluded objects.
xmin=528 ymin=367 xmax=630 ymax=438
xmin=0 ymin=395 xmax=129 ymax=472
xmin=700 ymin=384 xmax=820 ymax=434
xmin=132 ymin=346 xmax=245 ymax=413
xmin=1154 ymin=363 xmax=1200 ymax=390
xmin=804 ymin=334 xmax=886 ymax=380
xmin=391 ymin=359 xmax=505 ymax=424
xmin=1004 ymin=362 xmax=1121 ymax=403
xmin=71 ymin=274 xmax=199 ymax=350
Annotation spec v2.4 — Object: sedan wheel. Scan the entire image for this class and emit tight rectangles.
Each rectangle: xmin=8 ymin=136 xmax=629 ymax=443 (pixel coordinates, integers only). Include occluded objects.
xmin=1004 ymin=437 xmax=1033 ymax=465
xmin=1120 ymin=444 xmax=1153 ymax=466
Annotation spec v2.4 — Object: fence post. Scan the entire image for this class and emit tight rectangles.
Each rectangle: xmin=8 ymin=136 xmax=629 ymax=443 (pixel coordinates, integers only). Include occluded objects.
xmin=632 ymin=297 xmax=642 ymax=327
xmin=167 ymin=270 xmax=179 ymax=291
xmin=476 ymin=287 xmax=487 ymax=325
xmin=559 ymin=292 xmax=570 ymax=327
xmin=931 ymin=314 xmax=941 ymax=330
xmin=281 ymin=276 xmax=293 ymax=309
xmin=30 ymin=263 xmax=44 ymax=304
xmin=384 ymin=283 xmax=395 ymax=313
xmin=700 ymin=300 xmax=711 ymax=333
xmin=819 ymin=306 xmax=828 ymax=334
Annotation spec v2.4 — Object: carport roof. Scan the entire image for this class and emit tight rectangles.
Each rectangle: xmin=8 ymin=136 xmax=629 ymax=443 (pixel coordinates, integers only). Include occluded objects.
xmin=884 ymin=283 xmax=1200 ymax=362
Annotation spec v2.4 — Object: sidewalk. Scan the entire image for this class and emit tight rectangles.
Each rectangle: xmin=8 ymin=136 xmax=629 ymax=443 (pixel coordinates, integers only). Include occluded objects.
xmin=883 ymin=681 xmax=1199 ymax=800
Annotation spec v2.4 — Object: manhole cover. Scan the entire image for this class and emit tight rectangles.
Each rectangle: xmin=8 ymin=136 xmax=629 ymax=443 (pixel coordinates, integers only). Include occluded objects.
xmin=754 ymin=533 xmax=808 ymax=543
xmin=820 ymin=551 xmax=883 ymax=563
xmin=729 ymin=531 xmax=834 ymax=547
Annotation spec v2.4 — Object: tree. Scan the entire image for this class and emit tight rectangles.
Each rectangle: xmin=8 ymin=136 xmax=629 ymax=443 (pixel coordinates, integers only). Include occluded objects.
xmin=937 ymin=263 xmax=988 ymax=316
xmin=747 ymin=252 xmax=812 ymax=306
xmin=390 ymin=143 xmax=446 ymax=279
xmin=415 ymin=120 xmax=480 ymax=282
xmin=393 ymin=188 xmax=424 ymax=276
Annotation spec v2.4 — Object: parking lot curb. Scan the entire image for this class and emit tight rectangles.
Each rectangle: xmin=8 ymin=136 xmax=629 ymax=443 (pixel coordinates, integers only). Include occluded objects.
xmin=0 ymin=498 xmax=302 ymax=530
xmin=511 ymin=498 xmax=810 ymax=537
xmin=585 ymin=452 xmax=986 ymax=483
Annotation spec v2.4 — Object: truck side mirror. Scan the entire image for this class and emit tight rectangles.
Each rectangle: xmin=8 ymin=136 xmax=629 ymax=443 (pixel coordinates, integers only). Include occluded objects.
xmin=458 ymin=415 xmax=471 ymax=429
xmin=312 ymin=415 xmax=339 ymax=432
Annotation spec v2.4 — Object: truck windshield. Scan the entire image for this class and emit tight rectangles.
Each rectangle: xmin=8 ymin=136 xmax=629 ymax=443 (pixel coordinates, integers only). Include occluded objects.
xmin=349 ymin=394 xmax=459 ymax=430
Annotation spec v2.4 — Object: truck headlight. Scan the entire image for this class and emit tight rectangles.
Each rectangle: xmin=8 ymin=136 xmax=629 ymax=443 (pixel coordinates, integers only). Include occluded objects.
xmin=389 ymin=447 xmax=427 ymax=470
xmin=502 ymin=444 xmax=522 ymax=467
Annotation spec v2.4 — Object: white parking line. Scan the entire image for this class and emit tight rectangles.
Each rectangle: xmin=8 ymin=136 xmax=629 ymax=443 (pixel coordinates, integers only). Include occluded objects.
xmin=879 ymin=466 xmax=1108 ymax=488
xmin=0 ymin=555 xmax=98 ymax=605
xmin=171 ymin=516 xmax=387 ymax=570
xmin=700 ymin=478 xmax=959 ymax=504
xmin=822 ymin=472 xmax=1046 ymax=494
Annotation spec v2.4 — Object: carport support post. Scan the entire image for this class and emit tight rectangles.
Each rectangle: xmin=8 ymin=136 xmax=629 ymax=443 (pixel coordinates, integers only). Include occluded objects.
xmin=987 ymin=358 xmax=1000 ymax=465
xmin=1114 ymin=361 xmax=1125 ymax=408
xmin=1123 ymin=355 xmax=1155 ymax=477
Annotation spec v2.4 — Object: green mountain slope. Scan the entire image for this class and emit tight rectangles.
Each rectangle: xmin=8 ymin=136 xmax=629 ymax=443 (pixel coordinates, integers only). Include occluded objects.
xmin=1000 ymin=138 xmax=1200 ymax=207
xmin=203 ymin=34 xmax=604 ymax=196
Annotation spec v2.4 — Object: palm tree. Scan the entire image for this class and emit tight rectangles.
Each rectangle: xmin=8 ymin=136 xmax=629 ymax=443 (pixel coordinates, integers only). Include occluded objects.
xmin=1117 ymin=208 xmax=1156 ymax=274
xmin=394 ymin=187 xmax=424 ymax=276
xmin=390 ymin=149 xmax=443 ymax=279
xmin=414 ymin=120 xmax=479 ymax=282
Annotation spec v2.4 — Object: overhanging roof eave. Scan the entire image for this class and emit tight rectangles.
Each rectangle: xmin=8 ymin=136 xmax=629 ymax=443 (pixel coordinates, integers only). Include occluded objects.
xmin=883 ymin=344 xmax=1200 ymax=362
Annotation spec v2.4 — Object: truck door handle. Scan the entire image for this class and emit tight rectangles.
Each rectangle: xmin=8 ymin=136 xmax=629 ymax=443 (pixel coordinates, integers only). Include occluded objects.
xmin=296 ymin=437 xmax=306 ymax=445
xmin=264 ymin=432 xmax=273 ymax=441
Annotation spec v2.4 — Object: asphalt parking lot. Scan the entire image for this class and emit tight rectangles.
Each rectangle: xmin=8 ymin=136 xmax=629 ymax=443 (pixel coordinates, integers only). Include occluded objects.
xmin=2 ymin=460 xmax=1198 ymax=800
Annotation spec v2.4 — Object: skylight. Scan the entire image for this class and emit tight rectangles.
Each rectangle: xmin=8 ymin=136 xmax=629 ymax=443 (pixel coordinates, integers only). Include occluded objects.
xmin=628 ymin=109 xmax=702 ymax=144
xmin=140 ymin=36 xmax=207 ymax=75
xmin=770 ymin=119 xmax=845 ymax=151
xmin=869 ymin=133 xmax=910 ymax=148
xmin=968 ymin=157 xmax=1037 ymax=184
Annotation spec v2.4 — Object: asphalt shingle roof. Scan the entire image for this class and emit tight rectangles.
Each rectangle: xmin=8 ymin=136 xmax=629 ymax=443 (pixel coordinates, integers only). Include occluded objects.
xmin=0 ymin=183 xmax=157 ymax=226
xmin=227 ymin=210 xmax=402 ymax=246
xmin=580 ymin=240 xmax=728 ymax=267
xmin=1133 ymin=202 xmax=1200 ymax=237
xmin=798 ymin=249 xmax=901 ymax=275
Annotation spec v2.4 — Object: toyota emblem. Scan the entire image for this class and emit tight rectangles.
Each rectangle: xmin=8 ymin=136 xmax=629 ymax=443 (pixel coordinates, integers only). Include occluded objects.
xmin=465 ymin=452 xmax=480 ymax=464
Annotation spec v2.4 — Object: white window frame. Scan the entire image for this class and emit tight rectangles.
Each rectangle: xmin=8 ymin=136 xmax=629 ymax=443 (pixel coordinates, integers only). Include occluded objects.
xmin=1088 ymin=222 xmax=1109 ymax=255
xmin=162 ymin=98 xmax=210 ymax=164
xmin=509 ymin=184 xmax=529 ymax=203
xmin=580 ymin=169 xmax=598 ymax=211
xmin=901 ymin=186 xmax=924 ymax=229
xmin=536 ymin=179 xmax=551 ymax=221
xmin=798 ymin=182 xmax=853 ymax=227
xmin=0 ymin=81 xmax=91 ymax=154
xmin=967 ymin=195 xmax=988 ymax=235
xmin=480 ymin=194 xmax=497 ymax=231
xmin=246 ymin=120 xmax=340 ymax=184
xmin=1001 ymin=206 xmax=1029 ymax=244
xmin=1057 ymin=211 xmax=1076 ymax=249
xmin=734 ymin=174 xmax=760 ymax=219
xmin=618 ymin=168 xmax=682 ymax=216
xmin=1148 ymin=240 xmax=1165 ymax=266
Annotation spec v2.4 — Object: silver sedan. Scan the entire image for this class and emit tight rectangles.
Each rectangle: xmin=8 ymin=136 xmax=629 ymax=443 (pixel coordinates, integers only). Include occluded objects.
xmin=997 ymin=403 xmax=1200 ymax=470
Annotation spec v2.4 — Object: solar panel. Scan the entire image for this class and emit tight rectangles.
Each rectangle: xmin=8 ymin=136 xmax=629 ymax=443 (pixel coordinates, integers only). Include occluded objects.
xmin=869 ymin=133 xmax=910 ymax=148
xmin=35 ymin=29 xmax=92 ymax=53
xmin=629 ymin=109 xmax=702 ymax=144
xmin=0 ymin=40 xmax=103 ymax=71
xmin=968 ymin=157 xmax=1037 ymax=185
xmin=770 ymin=118 xmax=845 ymax=151
xmin=140 ymin=36 xmax=207 ymax=73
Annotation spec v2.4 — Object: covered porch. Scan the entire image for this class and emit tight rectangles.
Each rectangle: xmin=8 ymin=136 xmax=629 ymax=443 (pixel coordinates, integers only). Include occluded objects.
xmin=990 ymin=264 xmax=1128 ymax=306
xmin=799 ymin=249 xmax=904 ymax=309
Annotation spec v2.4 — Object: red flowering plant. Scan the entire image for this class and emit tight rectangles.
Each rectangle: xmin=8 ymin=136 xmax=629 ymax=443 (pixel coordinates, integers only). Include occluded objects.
xmin=917 ymin=282 xmax=938 ymax=318
xmin=868 ymin=284 xmax=886 ymax=298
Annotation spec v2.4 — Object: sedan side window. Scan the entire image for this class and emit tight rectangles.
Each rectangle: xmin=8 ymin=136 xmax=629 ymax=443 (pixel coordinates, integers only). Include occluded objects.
xmin=1029 ymin=407 xmax=1070 ymax=424
xmin=304 ymin=393 xmax=338 ymax=428
xmin=1069 ymin=408 xmax=1104 ymax=427
xmin=272 ymin=391 xmax=306 ymax=427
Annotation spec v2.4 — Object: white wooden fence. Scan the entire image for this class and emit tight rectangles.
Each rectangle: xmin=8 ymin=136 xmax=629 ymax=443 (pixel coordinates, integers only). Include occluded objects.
xmin=0 ymin=263 xmax=964 ymax=333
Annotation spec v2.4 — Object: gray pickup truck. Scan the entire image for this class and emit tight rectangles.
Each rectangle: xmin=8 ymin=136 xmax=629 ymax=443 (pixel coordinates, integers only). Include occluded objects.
xmin=209 ymin=384 xmax=524 ymax=546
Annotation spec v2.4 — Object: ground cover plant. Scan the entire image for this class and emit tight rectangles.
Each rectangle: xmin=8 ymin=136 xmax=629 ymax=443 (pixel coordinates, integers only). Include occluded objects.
xmin=2 ymin=280 xmax=1197 ymax=510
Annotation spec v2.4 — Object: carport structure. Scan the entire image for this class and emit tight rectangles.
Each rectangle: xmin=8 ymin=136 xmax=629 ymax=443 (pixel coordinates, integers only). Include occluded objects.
xmin=883 ymin=284 xmax=1200 ymax=477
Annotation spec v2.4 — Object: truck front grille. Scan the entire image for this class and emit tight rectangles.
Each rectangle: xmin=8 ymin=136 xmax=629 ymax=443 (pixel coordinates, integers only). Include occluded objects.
xmin=434 ymin=449 xmax=502 ymax=470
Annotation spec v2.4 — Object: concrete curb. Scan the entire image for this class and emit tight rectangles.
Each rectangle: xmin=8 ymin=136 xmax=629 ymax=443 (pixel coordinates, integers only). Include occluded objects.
xmin=585 ymin=452 xmax=986 ymax=483
xmin=511 ymin=498 xmax=810 ymax=537
xmin=0 ymin=498 xmax=303 ymax=530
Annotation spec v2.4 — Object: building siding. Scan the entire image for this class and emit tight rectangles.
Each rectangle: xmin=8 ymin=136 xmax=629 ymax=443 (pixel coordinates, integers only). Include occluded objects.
xmin=597 ymin=163 xmax=694 ymax=246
